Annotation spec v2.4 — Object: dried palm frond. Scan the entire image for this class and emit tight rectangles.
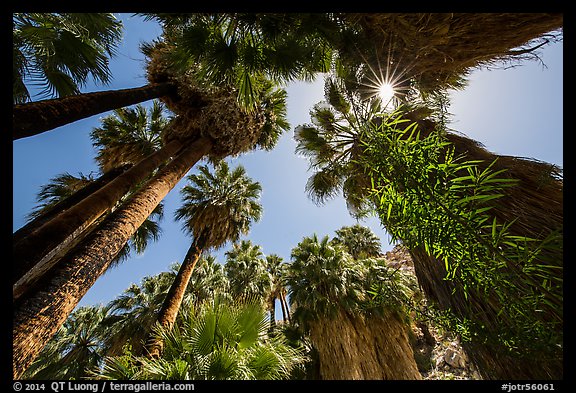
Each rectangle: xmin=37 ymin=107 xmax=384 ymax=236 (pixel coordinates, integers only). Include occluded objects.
xmin=342 ymin=13 xmax=563 ymax=93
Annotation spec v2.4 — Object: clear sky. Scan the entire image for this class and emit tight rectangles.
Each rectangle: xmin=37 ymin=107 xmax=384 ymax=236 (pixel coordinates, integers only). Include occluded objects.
xmin=12 ymin=14 xmax=563 ymax=309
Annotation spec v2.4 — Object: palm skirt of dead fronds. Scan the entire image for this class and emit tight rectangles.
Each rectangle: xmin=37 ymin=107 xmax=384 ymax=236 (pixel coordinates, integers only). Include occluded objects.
xmin=343 ymin=13 xmax=563 ymax=92
xmin=310 ymin=308 xmax=422 ymax=380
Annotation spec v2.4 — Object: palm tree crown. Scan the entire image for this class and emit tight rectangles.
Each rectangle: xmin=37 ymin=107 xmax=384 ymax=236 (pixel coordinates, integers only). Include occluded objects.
xmin=22 ymin=306 xmax=108 ymax=380
xmin=286 ymin=234 xmax=365 ymax=323
xmin=99 ymin=297 xmax=307 ymax=380
xmin=175 ymin=162 xmax=263 ymax=250
xmin=332 ymin=224 xmax=383 ymax=260
xmin=91 ymin=100 xmax=170 ymax=173
xmin=224 ymin=240 xmax=272 ymax=304
xmin=13 ymin=13 xmax=123 ymax=103
xmin=294 ymin=76 xmax=384 ymax=217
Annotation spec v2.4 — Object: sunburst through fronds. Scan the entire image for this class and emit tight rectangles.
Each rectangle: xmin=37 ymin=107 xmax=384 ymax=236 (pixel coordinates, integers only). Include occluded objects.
xmin=357 ymin=41 xmax=416 ymax=111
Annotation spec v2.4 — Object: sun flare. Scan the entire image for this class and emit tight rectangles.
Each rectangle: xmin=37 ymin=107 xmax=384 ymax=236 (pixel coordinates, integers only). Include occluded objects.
xmin=378 ymin=83 xmax=396 ymax=105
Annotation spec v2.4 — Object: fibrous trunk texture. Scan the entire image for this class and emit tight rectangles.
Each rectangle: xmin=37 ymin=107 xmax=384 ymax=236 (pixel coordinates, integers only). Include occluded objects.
xmin=13 ymin=139 xmax=183 ymax=293
xmin=13 ymin=83 xmax=176 ymax=140
xmin=310 ymin=309 xmax=422 ymax=380
xmin=12 ymin=136 xmax=212 ymax=379
xmin=406 ymin=118 xmax=563 ymax=379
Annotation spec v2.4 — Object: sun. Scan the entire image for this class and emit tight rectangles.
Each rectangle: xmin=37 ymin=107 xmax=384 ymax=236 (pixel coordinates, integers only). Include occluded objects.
xmin=378 ymin=83 xmax=396 ymax=105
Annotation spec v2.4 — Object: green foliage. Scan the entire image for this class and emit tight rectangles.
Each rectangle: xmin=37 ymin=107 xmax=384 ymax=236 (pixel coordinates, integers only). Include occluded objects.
xmin=143 ymin=13 xmax=334 ymax=111
xmin=23 ymin=306 xmax=109 ymax=380
xmin=25 ymin=172 xmax=96 ymax=222
xmin=13 ymin=13 xmax=123 ymax=103
xmin=90 ymin=100 xmax=170 ymax=173
xmin=361 ymin=111 xmax=563 ymax=358
xmin=285 ymin=232 xmax=417 ymax=327
xmin=96 ymin=297 xmax=307 ymax=380
xmin=224 ymin=240 xmax=273 ymax=305
xmin=175 ymin=161 xmax=263 ymax=250
xmin=332 ymin=224 xmax=383 ymax=259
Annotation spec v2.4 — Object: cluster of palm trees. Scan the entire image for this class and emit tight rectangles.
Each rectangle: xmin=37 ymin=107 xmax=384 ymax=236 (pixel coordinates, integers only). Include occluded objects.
xmin=24 ymin=224 xmax=417 ymax=380
xmin=13 ymin=13 xmax=563 ymax=380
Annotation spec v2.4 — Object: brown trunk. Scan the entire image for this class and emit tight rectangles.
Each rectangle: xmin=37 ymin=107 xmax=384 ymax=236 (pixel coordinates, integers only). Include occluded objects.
xmin=279 ymin=293 xmax=288 ymax=324
xmin=13 ymin=83 xmax=177 ymax=140
xmin=310 ymin=309 xmax=421 ymax=380
xmin=13 ymin=138 xmax=183 ymax=293
xmin=395 ymin=116 xmax=563 ymax=379
xmin=268 ymin=295 xmax=277 ymax=331
xmin=146 ymin=237 xmax=206 ymax=359
xmin=13 ymin=164 xmax=132 ymax=245
xmin=282 ymin=292 xmax=292 ymax=323
xmin=351 ymin=13 xmax=562 ymax=92
xmin=410 ymin=246 xmax=562 ymax=380
xmin=12 ymin=136 xmax=212 ymax=379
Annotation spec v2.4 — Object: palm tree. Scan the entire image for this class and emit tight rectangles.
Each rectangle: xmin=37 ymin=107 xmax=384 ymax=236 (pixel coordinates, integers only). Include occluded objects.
xmin=91 ymin=100 xmax=168 ymax=173
xmin=13 ymin=170 xmax=164 ymax=301
xmin=102 ymin=272 xmax=175 ymax=357
xmin=12 ymin=67 xmax=286 ymax=301
xmin=285 ymin=234 xmax=421 ymax=380
xmin=294 ymin=76 xmax=381 ymax=217
xmin=13 ymin=102 xmax=168 ymax=299
xmin=13 ymin=165 xmax=132 ymax=248
xmin=22 ymin=305 xmax=108 ymax=380
xmin=98 ymin=297 xmax=307 ymax=380
xmin=297 ymin=75 xmax=562 ymax=378
xmin=12 ymin=78 xmax=289 ymax=380
xmin=104 ymin=256 xmax=229 ymax=358
xmin=224 ymin=241 xmax=272 ymax=305
xmin=183 ymin=254 xmax=230 ymax=307
xmin=335 ymin=13 xmax=562 ymax=96
xmin=13 ymin=13 xmax=123 ymax=104
xmin=264 ymin=254 xmax=290 ymax=328
xmin=13 ymin=14 xmax=561 ymax=150
xmin=332 ymin=224 xmax=383 ymax=260
xmin=13 ymin=13 xmax=333 ymax=140
xmin=145 ymin=162 xmax=263 ymax=358
xmin=363 ymin=112 xmax=563 ymax=380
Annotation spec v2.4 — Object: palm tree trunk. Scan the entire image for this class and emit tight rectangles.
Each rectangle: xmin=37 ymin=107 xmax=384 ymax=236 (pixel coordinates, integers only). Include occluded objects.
xmin=13 ymin=164 xmax=132 ymax=245
xmin=146 ymin=237 xmax=206 ymax=359
xmin=12 ymin=136 xmax=212 ymax=379
xmin=393 ymin=116 xmax=563 ymax=379
xmin=13 ymin=83 xmax=176 ymax=140
xmin=281 ymin=292 xmax=291 ymax=323
xmin=268 ymin=296 xmax=277 ymax=331
xmin=310 ymin=309 xmax=421 ymax=379
xmin=13 ymin=138 xmax=183 ymax=296
xmin=278 ymin=293 xmax=288 ymax=323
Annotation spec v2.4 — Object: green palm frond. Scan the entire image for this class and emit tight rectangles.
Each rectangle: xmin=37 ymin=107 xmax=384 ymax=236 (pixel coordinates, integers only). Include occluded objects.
xmin=26 ymin=172 xmax=95 ymax=222
xmin=175 ymin=162 xmax=262 ymax=250
xmin=91 ymin=101 xmax=169 ymax=173
xmin=23 ymin=306 xmax=108 ymax=380
xmin=143 ymin=13 xmax=333 ymax=110
xmin=332 ymin=224 xmax=383 ymax=259
xmin=224 ymin=240 xmax=273 ymax=304
xmin=113 ymin=297 xmax=306 ymax=380
xmin=13 ymin=13 xmax=123 ymax=103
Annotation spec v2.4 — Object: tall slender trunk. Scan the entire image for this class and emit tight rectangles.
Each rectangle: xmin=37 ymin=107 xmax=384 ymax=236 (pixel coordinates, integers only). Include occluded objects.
xmin=13 ymin=83 xmax=176 ymax=140
xmin=13 ymin=138 xmax=183 ymax=295
xmin=146 ymin=237 xmax=206 ymax=359
xmin=268 ymin=295 xmax=277 ymax=331
xmin=280 ymin=291 xmax=292 ymax=322
xmin=13 ymin=164 xmax=132 ymax=245
xmin=278 ymin=295 xmax=287 ymax=323
xmin=12 ymin=136 xmax=212 ymax=379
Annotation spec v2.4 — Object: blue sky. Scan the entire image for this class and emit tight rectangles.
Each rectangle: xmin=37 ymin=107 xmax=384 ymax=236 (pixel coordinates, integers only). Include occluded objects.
xmin=12 ymin=14 xmax=563 ymax=309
